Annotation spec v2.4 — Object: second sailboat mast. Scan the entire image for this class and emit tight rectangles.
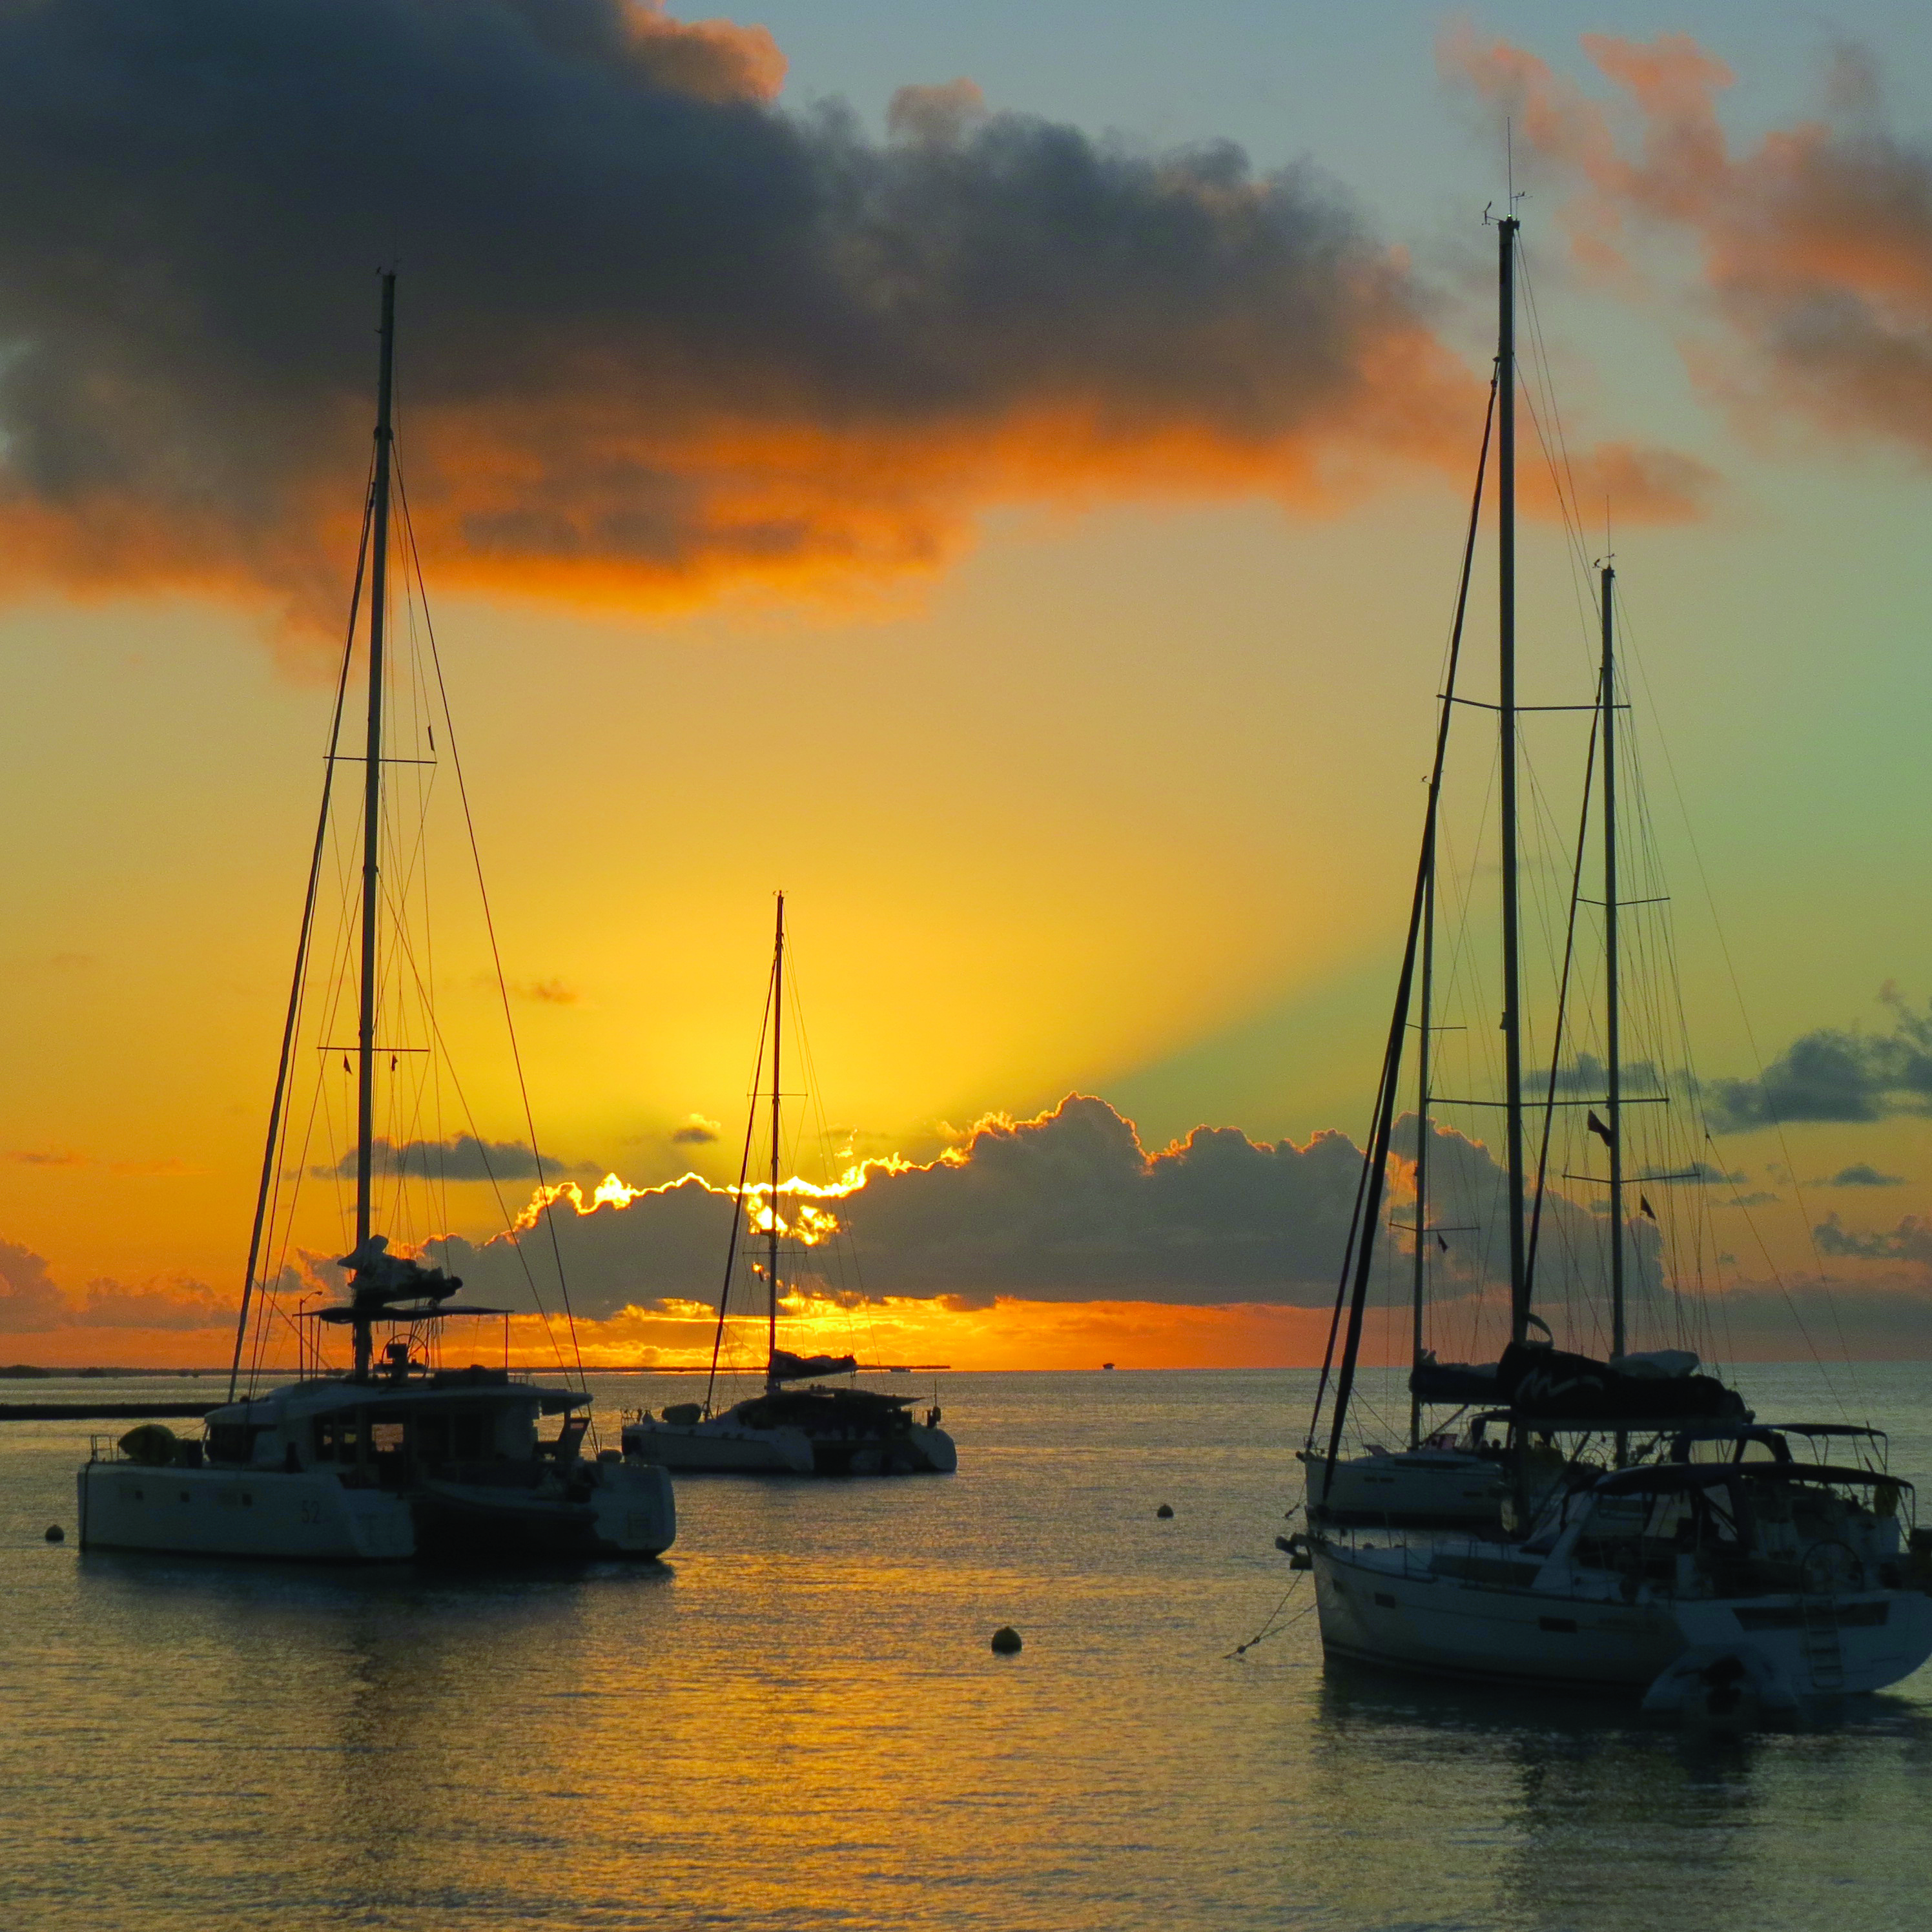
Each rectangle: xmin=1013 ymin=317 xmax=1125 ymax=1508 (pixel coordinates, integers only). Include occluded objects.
xmin=1497 ymin=216 xmax=1529 ymax=1344
xmin=355 ymin=271 xmax=396 ymax=1275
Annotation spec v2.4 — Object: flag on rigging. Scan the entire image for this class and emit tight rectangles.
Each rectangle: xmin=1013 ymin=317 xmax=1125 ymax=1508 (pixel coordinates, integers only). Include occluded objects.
xmin=1436 ymin=1233 xmax=1448 ymax=1252
xmin=342 ymin=1055 xmax=351 ymax=1074
xmin=1587 ymin=1109 xmax=1616 ymax=1146
xmin=1639 ymin=1195 xmax=1658 ymax=1221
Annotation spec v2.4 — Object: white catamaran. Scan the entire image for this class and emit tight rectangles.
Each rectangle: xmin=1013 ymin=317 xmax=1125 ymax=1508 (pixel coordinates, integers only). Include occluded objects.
xmin=77 ymin=276 xmax=674 ymax=1563
xmin=1291 ymin=214 xmax=1932 ymax=1706
xmin=623 ymin=896 xmax=956 ymax=1477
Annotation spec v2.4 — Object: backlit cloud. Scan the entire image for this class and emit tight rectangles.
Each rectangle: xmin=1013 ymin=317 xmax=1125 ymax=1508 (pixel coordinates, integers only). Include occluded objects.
xmin=0 ymin=0 xmax=1703 ymax=644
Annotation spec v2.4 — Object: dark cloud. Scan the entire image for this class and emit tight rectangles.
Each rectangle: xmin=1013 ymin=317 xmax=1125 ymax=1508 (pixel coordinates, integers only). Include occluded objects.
xmin=434 ymin=1096 xmax=1675 ymax=1324
xmin=1704 ymin=991 xmax=1932 ymax=1130
xmin=313 ymin=1134 xmax=600 ymax=1183
xmin=439 ymin=1094 xmax=1375 ymax=1313
xmin=0 ymin=0 xmax=1702 ymax=639
xmin=1814 ymin=1213 xmax=1932 ymax=1265
xmin=0 ymin=1240 xmax=68 ymax=1332
xmin=73 ymin=1277 xmax=232 ymax=1330
xmin=669 ymin=1125 xmax=720 ymax=1146
xmin=0 ymin=1238 xmax=232 ymax=1331
xmin=1532 ymin=1053 xmax=1667 ymax=1096
xmin=1816 ymin=1164 xmax=1906 ymax=1188
xmin=510 ymin=978 xmax=579 ymax=1007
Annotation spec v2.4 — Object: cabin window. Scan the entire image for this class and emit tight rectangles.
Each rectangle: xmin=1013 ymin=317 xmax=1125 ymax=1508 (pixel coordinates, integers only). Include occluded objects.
xmin=371 ymin=1422 xmax=406 ymax=1455
xmin=314 ymin=1418 xmax=362 ymax=1463
xmin=208 ymin=1424 xmax=259 ymax=1464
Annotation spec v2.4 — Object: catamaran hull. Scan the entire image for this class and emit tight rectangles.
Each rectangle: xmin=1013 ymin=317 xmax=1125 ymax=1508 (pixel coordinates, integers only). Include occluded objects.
xmin=623 ymin=1421 xmax=817 ymax=1474
xmin=413 ymin=1463 xmax=674 ymax=1561
xmin=1312 ymin=1545 xmax=1932 ymax=1696
xmin=621 ymin=1419 xmax=956 ymax=1476
xmin=76 ymin=1464 xmax=415 ymax=1561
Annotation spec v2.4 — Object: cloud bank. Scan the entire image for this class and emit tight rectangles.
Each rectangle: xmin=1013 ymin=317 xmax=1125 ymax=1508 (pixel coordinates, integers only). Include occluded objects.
xmin=0 ymin=0 xmax=1702 ymax=639
xmin=0 ymin=1238 xmax=230 ymax=1333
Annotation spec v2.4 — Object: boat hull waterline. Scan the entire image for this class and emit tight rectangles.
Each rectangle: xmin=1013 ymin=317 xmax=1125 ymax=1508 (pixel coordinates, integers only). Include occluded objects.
xmin=1311 ymin=1542 xmax=1932 ymax=1697
xmin=77 ymin=1454 xmax=674 ymax=1563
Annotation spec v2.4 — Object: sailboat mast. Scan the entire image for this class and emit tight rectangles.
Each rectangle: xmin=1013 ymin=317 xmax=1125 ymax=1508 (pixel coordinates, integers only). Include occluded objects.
xmin=1410 ymin=859 xmax=1435 ymax=1450
xmin=1601 ymin=564 xmax=1625 ymax=1358
xmin=767 ymin=892 xmax=784 ymax=1382
xmin=1497 ymin=215 xmax=1529 ymax=1345
xmin=353 ymin=271 xmax=396 ymax=1377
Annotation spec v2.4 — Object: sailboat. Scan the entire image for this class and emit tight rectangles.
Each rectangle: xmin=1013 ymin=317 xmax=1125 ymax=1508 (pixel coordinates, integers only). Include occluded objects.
xmin=76 ymin=276 xmax=675 ymax=1563
xmin=1293 ymin=214 xmax=1932 ymax=1701
xmin=622 ymin=896 xmax=956 ymax=1476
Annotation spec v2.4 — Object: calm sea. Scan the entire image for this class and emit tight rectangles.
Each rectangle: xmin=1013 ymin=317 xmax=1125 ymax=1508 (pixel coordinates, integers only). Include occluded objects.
xmin=2 ymin=1364 xmax=1929 ymax=1932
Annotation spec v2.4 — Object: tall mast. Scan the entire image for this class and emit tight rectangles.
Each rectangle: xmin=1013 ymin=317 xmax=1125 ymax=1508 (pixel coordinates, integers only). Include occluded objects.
xmin=1409 ymin=858 xmax=1435 ymax=1450
xmin=1601 ymin=564 xmax=1625 ymax=1359
xmin=1498 ymin=215 xmax=1529 ymax=1345
xmin=353 ymin=271 xmax=396 ymax=1378
xmin=766 ymin=892 xmax=784 ymax=1384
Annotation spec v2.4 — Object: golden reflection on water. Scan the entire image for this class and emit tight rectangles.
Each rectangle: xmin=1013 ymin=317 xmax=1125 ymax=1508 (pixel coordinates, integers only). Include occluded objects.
xmin=2 ymin=1368 xmax=1930 ymax=1930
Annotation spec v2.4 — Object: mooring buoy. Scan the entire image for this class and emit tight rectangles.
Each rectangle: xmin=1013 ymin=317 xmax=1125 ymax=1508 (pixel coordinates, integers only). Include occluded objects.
xmin=991 ymin=1625 xmax=1022 ymax=1654
xmin=45 ymin=1525 xmax=64 ymax=1543
xmin=1156 ymin=1503 xmax=1174 ymax=1519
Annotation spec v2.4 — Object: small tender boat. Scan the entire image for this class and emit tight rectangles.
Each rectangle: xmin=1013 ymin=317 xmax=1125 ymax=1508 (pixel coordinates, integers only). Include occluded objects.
xmin=622 ymin=898 xmax=955 ymax=1477
xmin=77 ymin=276 xmax=672 ymax=1565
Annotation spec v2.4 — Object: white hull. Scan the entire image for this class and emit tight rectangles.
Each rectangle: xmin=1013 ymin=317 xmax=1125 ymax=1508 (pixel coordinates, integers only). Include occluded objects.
xmin=1313 ymin=1543 xmax=1932 ymax=1696
xmin=1301 ymin=1448 xmax=1505 ymax=1525
xmin=79 ymin=1451 xmax=674 ymax=1562
xmin=622 ymin=1416 xmax=956 ymax=1476
xmin=77 ymin=1463 xmax=414 ymax=1562
xmin=623 ymin=1419 xmax=816 ymax=1474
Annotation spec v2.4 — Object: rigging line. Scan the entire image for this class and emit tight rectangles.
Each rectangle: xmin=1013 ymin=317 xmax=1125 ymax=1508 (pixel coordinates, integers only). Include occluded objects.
xmin=367 ymin=787 xmax=573 ymax=1375
xmin=1524 ymin=706 xmax=1601 ymax=1307
xmin=230 ymin=462 xmax=376 ymax=1401
xmin=1310 ymin=369 xmax=1497 ymax=1452
xmin=1322 ymin=391 xmax=1497 ymax=1467
xmin=1616 ymin=587 xmax=1857 ymax=1410
xmin=706 ymin=949 xmax=775 ymax=1413
xmin=395 ymin=457 xmax=591 ymax=1400
xmin=1517 ymin=248 xmax=1596 ymax=581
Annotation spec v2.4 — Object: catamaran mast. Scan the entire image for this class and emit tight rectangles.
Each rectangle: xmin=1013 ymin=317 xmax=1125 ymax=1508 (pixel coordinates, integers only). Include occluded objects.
xmin=1601 ymin=564 xmax=1625 ymax=1358
xmin=353 ymin=271 xmax=396 ymax=1379
xmin=1498 ymin=215 xmax=1529 ymax=1346
xmin=766 ymin=892 xmax=784 ymax=1386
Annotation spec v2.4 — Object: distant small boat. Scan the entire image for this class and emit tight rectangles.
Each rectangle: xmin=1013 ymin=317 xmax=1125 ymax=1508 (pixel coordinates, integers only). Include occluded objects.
xmin=622 ymin=897 xmax=955 ymax=1477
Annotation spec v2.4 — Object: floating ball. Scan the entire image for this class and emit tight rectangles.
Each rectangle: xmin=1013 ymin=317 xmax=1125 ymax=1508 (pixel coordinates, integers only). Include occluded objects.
xmin=44 ymin=1525 xmax=64 ymax=1543
xmin=1156 ymin=1504 xmax=1174 ymax=1519
xmin=990 ymin=1625 xmax=1022 ymax=1655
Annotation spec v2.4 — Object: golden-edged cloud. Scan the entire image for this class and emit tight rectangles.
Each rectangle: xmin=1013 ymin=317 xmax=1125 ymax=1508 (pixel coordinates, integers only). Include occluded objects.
xmin=0 ymin=0 xmax=1701 ymax=646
